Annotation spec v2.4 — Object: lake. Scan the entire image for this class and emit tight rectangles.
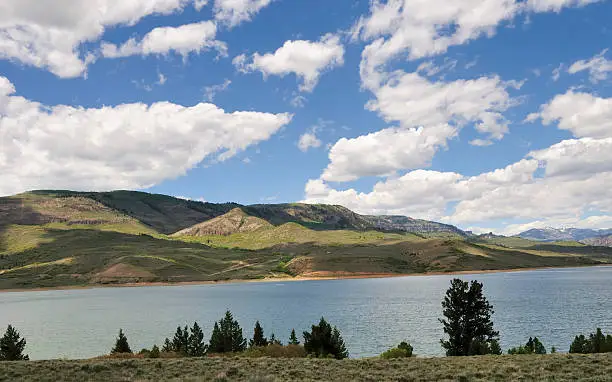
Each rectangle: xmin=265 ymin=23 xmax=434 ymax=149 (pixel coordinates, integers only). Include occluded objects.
xmin=1 ymin=266 xmax=611 ymax=360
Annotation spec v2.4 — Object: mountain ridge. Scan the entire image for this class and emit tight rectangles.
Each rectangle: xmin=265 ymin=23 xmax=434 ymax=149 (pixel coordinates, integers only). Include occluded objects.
xmin=518 ymin=227 xmax=612 ymax=244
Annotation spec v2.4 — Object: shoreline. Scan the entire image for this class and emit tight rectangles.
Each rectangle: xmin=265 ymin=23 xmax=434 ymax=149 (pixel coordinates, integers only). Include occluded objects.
xmin=2 ymin=264 xmax=609 ymax=294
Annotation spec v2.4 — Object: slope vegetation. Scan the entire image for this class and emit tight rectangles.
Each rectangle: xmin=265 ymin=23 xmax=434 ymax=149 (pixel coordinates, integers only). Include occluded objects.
xmin=0 ymin=190 xmax=610 ymax=290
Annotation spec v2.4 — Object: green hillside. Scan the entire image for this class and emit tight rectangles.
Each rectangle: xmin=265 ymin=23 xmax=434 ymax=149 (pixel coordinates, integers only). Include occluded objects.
xmin=1 ymin=190 xmax=610 ymax=290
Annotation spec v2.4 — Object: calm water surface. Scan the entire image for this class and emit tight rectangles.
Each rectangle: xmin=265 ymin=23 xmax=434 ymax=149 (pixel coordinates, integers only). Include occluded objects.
xmin=1 ymin=266 xmax=611 ymax=360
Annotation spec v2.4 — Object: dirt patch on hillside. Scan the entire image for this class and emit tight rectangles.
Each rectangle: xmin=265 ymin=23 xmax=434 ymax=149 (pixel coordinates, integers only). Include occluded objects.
xmin=92 ymin=263 xmax=156 ymax=283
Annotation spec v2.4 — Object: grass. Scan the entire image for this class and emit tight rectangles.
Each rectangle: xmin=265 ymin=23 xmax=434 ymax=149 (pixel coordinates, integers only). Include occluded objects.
xmin=0 ymin=353 xmax=610 ymax=381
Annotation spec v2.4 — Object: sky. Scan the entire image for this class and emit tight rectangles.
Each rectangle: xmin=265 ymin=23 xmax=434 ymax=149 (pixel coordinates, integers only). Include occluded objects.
xmin=1 ymin=0 xmax=612 ymax=235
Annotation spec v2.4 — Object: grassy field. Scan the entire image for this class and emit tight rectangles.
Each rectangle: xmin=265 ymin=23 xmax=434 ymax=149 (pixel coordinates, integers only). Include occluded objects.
xmin=0 ymin=354 xmax=610 ymax=381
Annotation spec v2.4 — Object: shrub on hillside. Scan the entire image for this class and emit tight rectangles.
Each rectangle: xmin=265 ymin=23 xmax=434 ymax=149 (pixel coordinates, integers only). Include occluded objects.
xmin=243 ymin=344 xmax=306 ymax=358
xmin=508 ymin=337 xmax=547 ymax=355
xmin=381 ymin=342 xmax=414 ymax=359
xmin=303 ymin=317 xmax=349 ymax=359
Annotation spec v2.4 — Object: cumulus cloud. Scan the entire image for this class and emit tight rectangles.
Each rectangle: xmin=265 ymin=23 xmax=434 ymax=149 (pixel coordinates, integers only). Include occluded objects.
xmin=101 ymin=21 xmax=226 ymax=58
xmin=0 ymin=76 xmax=291 ymax=196
xmin=213 ymin=0 xmax=273 ymax=27
xmin=0 ymin=0 xmax=193 ymax=77
xmin=233 ymin=34 xmax=344 ymax=92
xmin=298 ymin=132 xmax=322 ymax=152
xmin=526 ymin=91 xmax=612 ymax=139
xmin=321 ymin=125 xmax=457 ymax=182
xmin=354 ymin=0 xmax=603 ymax=79
xmin=568 ymin=49 xmax=612 ymax=83
xmin=304 ymin=89 xmax=612 ymax=229
xmin=367 ymin=72 xmax=517 ymax=141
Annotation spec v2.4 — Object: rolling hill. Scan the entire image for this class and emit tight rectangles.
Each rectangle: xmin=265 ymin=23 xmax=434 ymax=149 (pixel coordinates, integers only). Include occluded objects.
xmin=518 ymin=227 xmax=612 ymax=242
xmin=1 ymin=190 xmax=611 ymax=290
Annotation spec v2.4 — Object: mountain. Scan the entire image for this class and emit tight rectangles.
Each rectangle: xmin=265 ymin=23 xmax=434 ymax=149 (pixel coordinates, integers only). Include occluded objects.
xmin=581 ymin=235 xmax=612 ymax=247
xmin=173 ymin=208 xmax=272 ymax=236
xmin=365 ymin=215 xmax=468 ymax=237
xmin=518 ymin=228 xmax=612 ymax=242
xmin=1 ymin=190 xmax=610 ymax=290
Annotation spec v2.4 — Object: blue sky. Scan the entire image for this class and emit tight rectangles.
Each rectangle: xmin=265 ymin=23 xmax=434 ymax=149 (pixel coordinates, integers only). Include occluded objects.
xmin=1 ymin=0 xmax=612 ymax=234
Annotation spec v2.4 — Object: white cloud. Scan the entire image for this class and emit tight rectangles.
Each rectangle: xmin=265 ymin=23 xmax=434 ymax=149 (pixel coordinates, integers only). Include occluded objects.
xmin=321 ymin=124 xmax=457 ymax=182
xmin=526 ymin=91 xmax=612 ymax=139
xmin=298 ymin=132 xmax=322 ymax=152
xmin=213 ymin=0 xmax=273 ymax=27
xmin=354 ymin=0 xmax=603 ymax=80
xmin=552 ymin=63 xmax=564 ymax=81
xmin=157 ymin=72 xmax=167 ymax=85
xmin=367 ymin=72 xmax=517 ymax=141
xmin=233 ymin=34 xmax=345 ymax=92
xmin=0 ymin=76 xmax=292 ymax=196
xmin=568 ymin=49 xmax=612 ymax=83
xmin=0 ymin=0 xmax=192 ymax=78
xmin=203 ymin=79 xmax=232 ymax=101
xmin=470 ymin=139 xmax=494 ymax=146
xmin=101 ymin=21 xmax=226 ymax=58
xmin=194 ymin=0 xmax=209 ymax=11
xmin=305 ymin=128 xmax=612 ymax=230
xmin=526 ymin=0 xmax=602 ymax=12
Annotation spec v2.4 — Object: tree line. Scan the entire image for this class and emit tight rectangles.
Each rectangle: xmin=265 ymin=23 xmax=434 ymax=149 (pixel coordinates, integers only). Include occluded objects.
xmin=2 ymin=278 xmax=611 ymax=361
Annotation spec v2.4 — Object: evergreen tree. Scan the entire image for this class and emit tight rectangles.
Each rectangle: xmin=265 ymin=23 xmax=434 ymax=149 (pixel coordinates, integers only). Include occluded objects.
xmin=439 ymin=279 xmax=499 ymax=356
xmin=208 ymin=310 xmax=247 ymax=353
xmin=188 ymin=322 xmax=207 ymax=357
xmin=150 ymin=345 xmax=160 ymax=358
xmin=570 ymin=334 xmax=590 ymax=354
xmin=289 ymin=329 xmax=300 ymax=345
xmin=590 ymin=328 xmax=606 ymax=353
xmin=269 ymin=333 xmax=282 ymax=346
xmin=111 ymin=329 xmax=132 ymax=354
xmin=171 ymin=325 xmax=190 ymax=355
xmin=303 ymin=317 xmax=349 ymax=359
xmin=508 ymin=337 xmax=546 ymax=355
xmin=162 ymin=338 xmax=173 ymax=353
xmin=0 ymin=325 xmax=29 ymax=361
xmin=249 ymin=321 xmax=268 ymax=348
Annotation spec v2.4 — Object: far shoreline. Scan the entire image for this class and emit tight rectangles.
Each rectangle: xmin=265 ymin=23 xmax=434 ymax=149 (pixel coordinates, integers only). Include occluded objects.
xmin=2 ymin=264 xmax=610 ymax=294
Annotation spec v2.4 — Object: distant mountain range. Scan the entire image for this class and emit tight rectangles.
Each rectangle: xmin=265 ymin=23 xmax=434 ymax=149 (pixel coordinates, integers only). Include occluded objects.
xmin=518 ymin=227 xmax=612 ymax=246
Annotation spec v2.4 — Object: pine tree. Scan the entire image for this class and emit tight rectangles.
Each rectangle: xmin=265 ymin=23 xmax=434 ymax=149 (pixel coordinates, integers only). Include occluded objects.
xmin=111 ymin=329 xmax=132 ymax=354
xmin=208 ymin=310 xmax=247 ymax=353
xmin=249 ymin=321 xmax=268 ymax=348
xmin=269 ymin=333 xmax=282 ymax=346
xmin=590 ymin=328 xmax=606 ymax=353
xmin=171 ymin=325 xmax=190 ymax=355
xmin=303 ymin=317 xmax=349 ymax=359
xmin=289 ymin=329 xmax=300 ymax=345
xmin=0 ymin=325 xmax=29 ymax=361
xmin=188 ymin=322 xmax=207 ymax=357
xmin=439 ymin=279 xmax=499 ymax=356
xmin=570 ymin=335 xmax=590 ymax=354
xmin=162 ymin=338 xmax=173 ymax=353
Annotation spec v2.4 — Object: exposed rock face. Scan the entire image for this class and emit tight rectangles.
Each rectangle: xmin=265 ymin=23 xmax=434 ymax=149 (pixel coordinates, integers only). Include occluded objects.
xmin=518 ymin=228 xmax=612 ymax=242
xmin=581 ymin=235 xmax=612 ymax=247
xmin=365 ymin=215 xmax=468 ymax=237
xmin=173 ymin=208 xmax=272 ymax=236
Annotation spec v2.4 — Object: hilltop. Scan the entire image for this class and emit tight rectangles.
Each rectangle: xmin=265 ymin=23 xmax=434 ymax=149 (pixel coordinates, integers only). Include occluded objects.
xmin=1 ymin=190 xmax=611 ymax=290
xmin=518 ymin=227 xmax=612 ymax=244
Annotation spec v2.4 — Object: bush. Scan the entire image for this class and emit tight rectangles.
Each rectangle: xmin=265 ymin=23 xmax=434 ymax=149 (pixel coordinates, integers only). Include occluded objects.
xmin=303 ymin=317 xmax=349 ymax=359
xmin=243 ymin=344 xmax=306 ymax=358
xmin=381 ymin=341 xmax=414 ymax=359
xmin=508 ymin=337 xmax=547 ymax=355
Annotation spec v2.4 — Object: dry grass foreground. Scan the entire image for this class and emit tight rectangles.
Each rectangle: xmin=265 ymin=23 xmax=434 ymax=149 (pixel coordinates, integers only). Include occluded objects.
xmin=1 ymin=353 xmax=611 ymax=381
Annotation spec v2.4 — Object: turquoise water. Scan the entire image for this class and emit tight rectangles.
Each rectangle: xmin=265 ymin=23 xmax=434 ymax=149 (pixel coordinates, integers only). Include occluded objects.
xmin=1 ymin=266 xmax=611 ymax=360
